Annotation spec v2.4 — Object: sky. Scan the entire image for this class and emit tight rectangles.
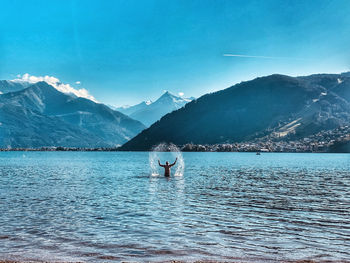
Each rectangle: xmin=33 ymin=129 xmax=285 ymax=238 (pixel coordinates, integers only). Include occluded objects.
xmin=1 ymin=0 xmax=350 ymax=106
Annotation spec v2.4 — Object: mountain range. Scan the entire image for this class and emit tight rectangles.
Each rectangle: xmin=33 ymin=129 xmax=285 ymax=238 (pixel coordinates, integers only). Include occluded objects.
xmin=121 ymin=72 xmax=350 ymax=151
xmin=0 ymin=80 xmax=30 ymax=94
xmin=0 ymin=81 xmax=145 ymax=148
xmin=2 ymin=72 xmax=350 ymax=151
xmin=115 ymin=91 xmax=194 ymax=126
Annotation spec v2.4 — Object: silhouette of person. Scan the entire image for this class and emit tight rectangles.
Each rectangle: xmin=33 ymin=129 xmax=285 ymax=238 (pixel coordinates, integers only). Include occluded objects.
xmin=158 ymin=158 xmax=177 ymax=177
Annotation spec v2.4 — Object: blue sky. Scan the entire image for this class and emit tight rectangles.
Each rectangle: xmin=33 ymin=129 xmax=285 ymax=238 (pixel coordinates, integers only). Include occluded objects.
xmin=1 ymin=0 xmax=350 ymax=106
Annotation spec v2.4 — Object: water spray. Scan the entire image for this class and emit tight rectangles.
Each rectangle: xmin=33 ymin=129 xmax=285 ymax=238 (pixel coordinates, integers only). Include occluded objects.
xmin=149 ymin=143 xmax=185 ymax=176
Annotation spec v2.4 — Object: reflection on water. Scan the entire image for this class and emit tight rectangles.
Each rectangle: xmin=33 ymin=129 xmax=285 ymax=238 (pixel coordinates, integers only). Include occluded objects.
xmin=0 ymin=152 xmax=350 ymax=262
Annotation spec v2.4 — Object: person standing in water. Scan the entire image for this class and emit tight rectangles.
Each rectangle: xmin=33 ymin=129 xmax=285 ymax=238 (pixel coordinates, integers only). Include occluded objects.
xmin=158 ymin=158 xmax=177 ymax=177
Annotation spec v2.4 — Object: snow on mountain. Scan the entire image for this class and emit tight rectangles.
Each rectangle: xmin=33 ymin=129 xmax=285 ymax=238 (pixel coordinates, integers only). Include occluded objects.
xmin=116 ymin=91 xmax=194 ymax=126
xmin=115 ymin=100 xmax=152 ymax=116
xmin=121 ymin=73 xmax=350 ymax=151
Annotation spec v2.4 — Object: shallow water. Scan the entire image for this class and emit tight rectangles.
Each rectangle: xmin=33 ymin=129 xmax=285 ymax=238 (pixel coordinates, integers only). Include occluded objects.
xmin=0 ymin=152 xmax=350 ymax=262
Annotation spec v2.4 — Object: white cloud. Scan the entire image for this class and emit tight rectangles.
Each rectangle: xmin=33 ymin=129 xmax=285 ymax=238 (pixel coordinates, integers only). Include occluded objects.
xmin=11 ymin=73 xmax=97 ymax=102
xmin=178 ymin=92 xmax=184 ymax=97
xmin=75 ymin=81 xmax=81 ymax=85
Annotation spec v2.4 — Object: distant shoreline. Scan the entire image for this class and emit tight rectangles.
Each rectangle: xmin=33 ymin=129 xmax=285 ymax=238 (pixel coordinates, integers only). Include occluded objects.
xmin=0 ymin=147 xmax=348 ymax=153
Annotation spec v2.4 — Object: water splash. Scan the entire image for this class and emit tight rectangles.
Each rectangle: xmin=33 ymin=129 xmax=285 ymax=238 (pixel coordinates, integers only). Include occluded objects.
xmin=149 ymin=143 xmax=185 ymax=176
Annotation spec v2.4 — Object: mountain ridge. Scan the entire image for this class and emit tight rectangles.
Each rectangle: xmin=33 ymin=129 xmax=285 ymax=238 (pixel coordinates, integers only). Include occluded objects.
xmin=0 ymin=82 xmax=145 ymax=148
xmin=116 ymin=91 xmax=194 ymax=126
xmin=0 ymin=80 xmax=31 ymax=94
xmin=120 ymin=73 xmax=350 ymax=151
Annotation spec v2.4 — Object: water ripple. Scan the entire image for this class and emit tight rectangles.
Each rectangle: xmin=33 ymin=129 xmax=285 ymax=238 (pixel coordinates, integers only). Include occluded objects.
xmin=0 ymin=152 xmax=350 ymax=262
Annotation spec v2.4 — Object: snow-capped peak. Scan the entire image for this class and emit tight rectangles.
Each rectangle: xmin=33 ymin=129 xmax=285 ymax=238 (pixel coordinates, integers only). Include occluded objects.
xmin=115 ymin=91 xmax=194 ymax=126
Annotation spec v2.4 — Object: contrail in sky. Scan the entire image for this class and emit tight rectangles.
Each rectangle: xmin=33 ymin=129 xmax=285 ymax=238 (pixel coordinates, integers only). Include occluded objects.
xmin=223 ymin=54 xmax=313 ymax=61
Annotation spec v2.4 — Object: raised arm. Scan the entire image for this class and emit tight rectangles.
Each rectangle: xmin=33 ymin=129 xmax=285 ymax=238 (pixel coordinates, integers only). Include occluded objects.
xmin=158 ymin=160 xmax=165 ymax=167
xmin=170 ymin=157 xmax=178 ymax=167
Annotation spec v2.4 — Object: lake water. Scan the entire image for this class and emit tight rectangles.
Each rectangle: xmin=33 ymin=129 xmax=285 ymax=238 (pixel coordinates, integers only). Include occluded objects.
xmin=0 ymin=152 xmax=350 ymax=262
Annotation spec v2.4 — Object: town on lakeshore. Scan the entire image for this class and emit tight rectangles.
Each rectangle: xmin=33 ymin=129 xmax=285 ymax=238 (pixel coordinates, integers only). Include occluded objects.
xmin=2 ymin=125 xmax=349 ymax=153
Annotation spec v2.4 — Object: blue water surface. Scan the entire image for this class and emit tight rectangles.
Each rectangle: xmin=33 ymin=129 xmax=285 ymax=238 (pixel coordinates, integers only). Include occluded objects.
xmin=0 ymin=152 xmax=350 ymax=262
